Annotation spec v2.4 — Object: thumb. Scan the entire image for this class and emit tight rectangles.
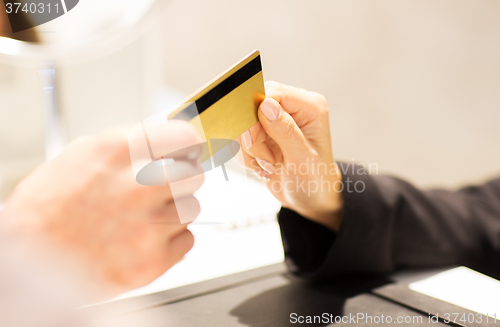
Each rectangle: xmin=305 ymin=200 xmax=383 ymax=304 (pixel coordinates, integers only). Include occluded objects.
xmin=258 ymin=97 xmax=310 ymax=161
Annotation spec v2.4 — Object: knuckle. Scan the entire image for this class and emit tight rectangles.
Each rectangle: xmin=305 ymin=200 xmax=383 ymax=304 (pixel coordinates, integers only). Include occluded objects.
xmin=181 ymin=230 xmax=195 ymax=250
xmin=167 ymin=168 xmax=205 ymax=196
xmin=186 ymin=196 xmax=201 ymax=217
xmin=147 ymin=120 xmax=202 ymax=158
xmin=96 ymin=132 xmax=130 ymax=164
xmin=280 ymin=118 xmax=298 ymax=138
xmin=190 ymin=171 xmax=205 ymax=192
xmin=67 ymin=135 xmax=92 ymax=148
xmin=311 ymin=92 xmax=329 ymax=112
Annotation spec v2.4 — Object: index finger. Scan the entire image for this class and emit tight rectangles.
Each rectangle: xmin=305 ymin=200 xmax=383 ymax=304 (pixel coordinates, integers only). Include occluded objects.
xmin=264 ymin=81 xmax=328 ymax=129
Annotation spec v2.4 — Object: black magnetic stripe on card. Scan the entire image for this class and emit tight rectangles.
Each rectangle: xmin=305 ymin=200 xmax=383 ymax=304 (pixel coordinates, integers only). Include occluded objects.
xmin=196 ymin=55 xmax=262 ymax=113
xmin=172 ymin=55 xmax=262 ymax=122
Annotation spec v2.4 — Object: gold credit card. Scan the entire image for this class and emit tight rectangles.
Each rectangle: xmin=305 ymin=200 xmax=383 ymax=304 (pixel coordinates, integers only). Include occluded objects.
xmin=168 ymin=50 xmax=265 ymax=163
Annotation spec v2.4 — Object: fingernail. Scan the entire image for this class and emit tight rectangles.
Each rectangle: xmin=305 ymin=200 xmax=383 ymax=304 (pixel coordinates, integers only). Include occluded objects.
xmin=254 ymin=168 xmax=271 ymax=182
xmin=256 ymin=158 xmax=275 ymax=174
xmin=242 ymin=130 xmax=252 ymax=149
xmin=260 ymin=98 xmax=280 ymax=122
xmin=260 ymin=174 xmax=271 ymax=182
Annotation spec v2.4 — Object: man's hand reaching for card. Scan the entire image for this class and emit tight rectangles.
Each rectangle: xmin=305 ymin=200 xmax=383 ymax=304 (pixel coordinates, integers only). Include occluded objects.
xmin=237 ymin=81 xmax=343 ymax=232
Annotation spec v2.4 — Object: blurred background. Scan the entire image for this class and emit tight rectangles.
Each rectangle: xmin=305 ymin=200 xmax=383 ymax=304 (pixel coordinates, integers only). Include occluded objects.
xmin=160 ymin=0 xmax=500 ymax=189
xmin=1 ymin=0 xmax=500 ymax=296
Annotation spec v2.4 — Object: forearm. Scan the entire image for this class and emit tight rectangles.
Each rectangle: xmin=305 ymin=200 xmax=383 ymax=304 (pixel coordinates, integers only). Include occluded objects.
xmin=279 ymin=164 xmax=500 ymax=279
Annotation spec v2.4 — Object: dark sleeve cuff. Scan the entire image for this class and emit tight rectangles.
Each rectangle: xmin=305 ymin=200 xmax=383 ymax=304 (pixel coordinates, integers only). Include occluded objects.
xmin=321 ymin=163 xmax=394 ymax=276
xmin=278 ymin=207 xmax=336 ymax=278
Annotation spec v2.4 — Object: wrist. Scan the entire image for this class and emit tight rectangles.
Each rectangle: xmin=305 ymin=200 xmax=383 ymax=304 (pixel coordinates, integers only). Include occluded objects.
xmin=296 ymin=166 xmax=344 ymax=232
xmin=301 ymin=199 xmax=343 ymax=233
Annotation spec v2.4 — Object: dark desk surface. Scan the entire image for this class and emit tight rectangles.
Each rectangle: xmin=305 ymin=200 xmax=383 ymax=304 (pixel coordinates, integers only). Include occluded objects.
xmin=93 ymin=263 xmax=493 ymax=327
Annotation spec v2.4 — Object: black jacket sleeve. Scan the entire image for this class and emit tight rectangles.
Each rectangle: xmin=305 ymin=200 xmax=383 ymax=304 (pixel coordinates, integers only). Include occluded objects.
xmin=278 ymin=163 xmax=500 ymax=280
